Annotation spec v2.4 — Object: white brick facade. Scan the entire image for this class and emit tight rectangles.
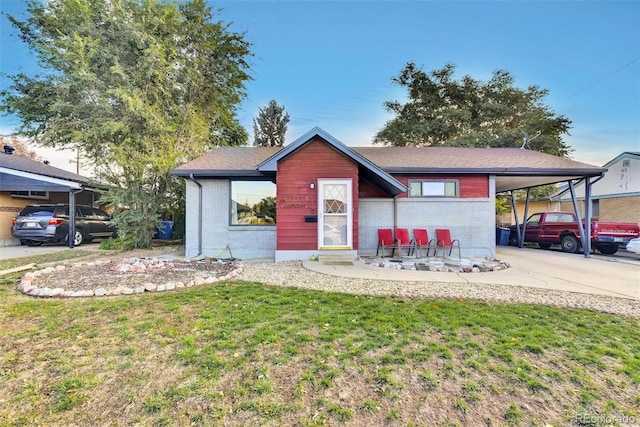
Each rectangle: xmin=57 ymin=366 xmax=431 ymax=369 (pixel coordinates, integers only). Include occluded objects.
xmin=358 ymin=177 xmax=497 ymax=259
xmin=185 ymin=179 xmax=276 ymax=259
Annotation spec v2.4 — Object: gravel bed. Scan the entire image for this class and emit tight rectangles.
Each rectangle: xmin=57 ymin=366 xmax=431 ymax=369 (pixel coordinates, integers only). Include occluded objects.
xmin=237 ymin=261 xmax=640 ymax=318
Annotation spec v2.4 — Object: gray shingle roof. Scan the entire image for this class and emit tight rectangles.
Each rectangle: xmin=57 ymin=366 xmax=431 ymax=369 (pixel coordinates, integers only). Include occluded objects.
xmin=0 ymin=152 xmax=89 ymax=183
xmin=172 ymin=145 xmax=602 ymax=175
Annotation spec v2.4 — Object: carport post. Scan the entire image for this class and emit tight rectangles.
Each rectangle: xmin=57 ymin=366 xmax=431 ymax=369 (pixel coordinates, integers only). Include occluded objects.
xmin=511 ymin=191 xmax=522 ymax=247
xmin=583 ymin=177 xmax=592 ymax=257
xmin=521 ymin=187 xmax=531 ymax=248
xmin=68 ymin=189 xmax=83 ymax=249
xmin=568 ymin=180 xmax=588 ymax=257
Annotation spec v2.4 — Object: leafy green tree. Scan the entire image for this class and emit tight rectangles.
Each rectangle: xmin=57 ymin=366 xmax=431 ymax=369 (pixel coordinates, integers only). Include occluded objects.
xmin=1 ymin=0 xmax=252 ymax=248
xmin=375 ymin=62 xmax=572 ymax=157
xmin=252 ymin=99 xmax=290 ymax=147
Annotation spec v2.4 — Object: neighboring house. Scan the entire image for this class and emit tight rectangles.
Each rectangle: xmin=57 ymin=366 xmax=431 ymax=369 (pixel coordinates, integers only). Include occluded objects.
xmin=556 ymin=152 xmax=640 ymax=224
xmin=0 ymin=146 xmax=99 ymax=246
xmin=172 ymin=127 xmax=606 ymax=262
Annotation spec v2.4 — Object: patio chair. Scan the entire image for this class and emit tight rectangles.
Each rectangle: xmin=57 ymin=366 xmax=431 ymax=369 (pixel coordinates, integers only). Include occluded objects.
xmin=395 ymin=228 xmax=415 ymax=256
xmin=376 ymin=228 xmax=396 ymax=257
xmin=435 ymin=228 xmax=461 ymax=259
xmin=413 ymin=228 xmax=435 ymax=258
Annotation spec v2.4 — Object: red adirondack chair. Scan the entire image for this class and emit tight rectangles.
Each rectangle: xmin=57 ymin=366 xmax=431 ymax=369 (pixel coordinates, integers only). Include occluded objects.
xmin=435 ymin=228 xmax=461 ymax=259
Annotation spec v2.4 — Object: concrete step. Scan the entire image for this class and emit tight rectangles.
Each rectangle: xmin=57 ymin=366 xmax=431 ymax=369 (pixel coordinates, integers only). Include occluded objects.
xmin=318 ymin=253 xmax=355 ymax=265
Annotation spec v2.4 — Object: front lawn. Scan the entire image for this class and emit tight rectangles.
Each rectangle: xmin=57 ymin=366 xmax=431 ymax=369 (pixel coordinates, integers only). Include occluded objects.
xmin=0 ymin=268 xmax=638 ymax=426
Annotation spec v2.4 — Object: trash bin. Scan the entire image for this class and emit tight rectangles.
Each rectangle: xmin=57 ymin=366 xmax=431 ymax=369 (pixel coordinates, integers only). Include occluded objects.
xmin=496 ymin=227 xmax=510 ymax=246
xmin=157 ymin=221 xmax=174 ymax=240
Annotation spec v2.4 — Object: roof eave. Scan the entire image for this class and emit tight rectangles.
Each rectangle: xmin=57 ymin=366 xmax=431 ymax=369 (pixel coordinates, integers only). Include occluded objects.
xmin=384 ymin=167 xmax=606 ymax=177
xmin=172 ymin=169 xmax=268 ymax=178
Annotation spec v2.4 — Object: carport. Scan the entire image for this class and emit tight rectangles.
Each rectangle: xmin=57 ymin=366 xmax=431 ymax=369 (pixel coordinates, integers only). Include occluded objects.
xmin=495 ymin=162 xmax=606 ymax=257
xmin=0 ymin=147 xmax=89 ymax=248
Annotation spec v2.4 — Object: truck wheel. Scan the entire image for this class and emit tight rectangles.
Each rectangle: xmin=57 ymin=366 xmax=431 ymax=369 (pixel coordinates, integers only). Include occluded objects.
xmin=538 ymin=242 xmax=552 ymax=249
xmin=561 ymin=235 xmax=580 ymax=253
xmin=596 ymin=244 xmax=618 ymax=255
xmin=508 ymin=234 xmax=519 ymax=246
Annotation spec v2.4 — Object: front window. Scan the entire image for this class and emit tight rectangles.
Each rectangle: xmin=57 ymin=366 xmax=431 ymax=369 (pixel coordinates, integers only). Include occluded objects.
xmin=408 ymin=180 xmax=458 ymax=197
xmin=230 ymin=181 xmax=276 ymax=225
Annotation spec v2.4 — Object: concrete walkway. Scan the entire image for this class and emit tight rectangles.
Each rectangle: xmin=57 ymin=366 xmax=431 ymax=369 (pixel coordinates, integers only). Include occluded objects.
xmin=303 ymin=246 xmax=640 ymax=301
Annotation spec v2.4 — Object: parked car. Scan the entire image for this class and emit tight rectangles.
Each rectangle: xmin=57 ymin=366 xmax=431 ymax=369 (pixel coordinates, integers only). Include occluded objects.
xmin=508 ymin=211 xmax=640 ymax=255
xmin=11 ymin=204 xmax=116 ymax=246
xmin=626 ymin=238 xmax=640 ymax=255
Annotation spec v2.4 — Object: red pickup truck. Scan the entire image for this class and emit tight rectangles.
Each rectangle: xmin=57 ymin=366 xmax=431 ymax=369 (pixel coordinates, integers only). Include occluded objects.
xmin=508 ymin=211 xmax=640 ymax=255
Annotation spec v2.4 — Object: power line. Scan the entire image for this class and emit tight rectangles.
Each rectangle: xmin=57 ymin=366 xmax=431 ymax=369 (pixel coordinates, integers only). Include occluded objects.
xmin=563 ymin=56 xmax=640 ymax=102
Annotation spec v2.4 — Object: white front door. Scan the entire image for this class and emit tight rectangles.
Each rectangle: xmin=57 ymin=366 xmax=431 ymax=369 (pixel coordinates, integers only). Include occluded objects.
xmin=317 ymin=179 xmax=353 ymax=249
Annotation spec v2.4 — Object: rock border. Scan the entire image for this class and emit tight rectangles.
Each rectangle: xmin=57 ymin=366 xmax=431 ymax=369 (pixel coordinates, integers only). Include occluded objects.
xmin=360 ymin=256 xmax=511 ymax=273
xmin=16 ymin=258 xmax=243 ymax=298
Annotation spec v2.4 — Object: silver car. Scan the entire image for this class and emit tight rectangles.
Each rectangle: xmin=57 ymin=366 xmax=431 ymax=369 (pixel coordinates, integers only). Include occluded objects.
xmin=12 ymin=204 xmax=116 ymax=246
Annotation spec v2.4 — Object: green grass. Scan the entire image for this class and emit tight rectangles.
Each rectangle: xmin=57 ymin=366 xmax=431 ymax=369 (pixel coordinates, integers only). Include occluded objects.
xmin=1 ymin=270 xmax=639 ymax=426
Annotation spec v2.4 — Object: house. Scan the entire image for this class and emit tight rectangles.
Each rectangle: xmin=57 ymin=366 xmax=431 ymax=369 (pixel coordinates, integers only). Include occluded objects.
xmin=0 ymin=146 xmax=99 ymax=246
xmin=171 ymin=127 xmax=606 ymax=262
xmin=556 ymin=152 xmax=640 ymax=224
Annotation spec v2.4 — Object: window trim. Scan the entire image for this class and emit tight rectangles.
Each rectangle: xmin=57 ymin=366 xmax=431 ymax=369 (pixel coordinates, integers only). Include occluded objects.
xmin=229 ymin=180 xmax=277 ymax=226
xmin=408 ymin=179 xmax=459 ymax=198
xmin=10 ymin=190 xmax=49 ymax=200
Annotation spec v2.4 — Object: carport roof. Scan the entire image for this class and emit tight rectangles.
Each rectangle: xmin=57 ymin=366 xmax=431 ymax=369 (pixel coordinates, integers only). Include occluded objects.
xmin=0 ymin=152 xmax=88 ymax=191
xmin=352 ymin=146 xmax=606 ymax=192
xmin=172 ymin=128 xmax=606 ymax=193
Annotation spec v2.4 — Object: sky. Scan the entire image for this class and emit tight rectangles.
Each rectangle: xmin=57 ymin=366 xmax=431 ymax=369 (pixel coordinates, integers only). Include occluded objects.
xmin=1 ymin=0 xmax=639 ymax=175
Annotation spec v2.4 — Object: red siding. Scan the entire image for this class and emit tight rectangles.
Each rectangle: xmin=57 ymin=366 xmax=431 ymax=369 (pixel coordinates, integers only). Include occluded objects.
xmin=388 ymin=175 xmax=489 ymax=198
xmin=277 ymin=137 xmax=360 ymax=250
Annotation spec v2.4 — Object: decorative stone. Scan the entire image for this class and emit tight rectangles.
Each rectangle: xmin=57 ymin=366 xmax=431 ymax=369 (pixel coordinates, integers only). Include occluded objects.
xmin=50 ymin=288 xmax=65 ymax=297
xmin=18 ymin=256 xmax=241 ymax=298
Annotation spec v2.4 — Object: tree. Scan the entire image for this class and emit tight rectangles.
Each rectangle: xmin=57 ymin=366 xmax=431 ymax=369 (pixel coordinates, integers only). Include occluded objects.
xmin=1 ymin=0 xmax=252 ymax=248
xmin=0 ymin=135 xmax=40 ymax=160
xmin=252 ymin=100 xmax=290 ymax=147
xmin=374 ymin=62 xmax=573 ymax=157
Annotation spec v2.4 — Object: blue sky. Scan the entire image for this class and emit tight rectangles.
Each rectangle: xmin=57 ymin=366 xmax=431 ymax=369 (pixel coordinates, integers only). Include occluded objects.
xmin=1 ymin=0 xmax=639 ymax=173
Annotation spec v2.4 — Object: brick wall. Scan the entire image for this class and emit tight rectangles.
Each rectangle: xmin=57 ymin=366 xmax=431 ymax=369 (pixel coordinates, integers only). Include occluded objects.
xmin=359 ymin=196 xmax=496 ymax=259
xmin=561 ymin=196 xmax=640 ymax=224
